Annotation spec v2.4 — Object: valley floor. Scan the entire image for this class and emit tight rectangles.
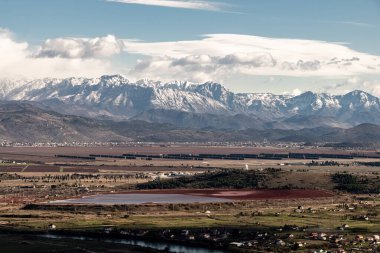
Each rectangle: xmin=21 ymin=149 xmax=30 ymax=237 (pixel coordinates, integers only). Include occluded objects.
xmin=0 ymin=145 xmax=379 ymax=252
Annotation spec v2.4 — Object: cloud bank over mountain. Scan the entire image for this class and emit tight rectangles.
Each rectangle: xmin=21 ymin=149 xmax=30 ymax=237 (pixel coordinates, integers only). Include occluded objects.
xmin=1 ymin=28 xmax=380 ymax=95
xmin=124 ymin=34 xmax=380 ymax=80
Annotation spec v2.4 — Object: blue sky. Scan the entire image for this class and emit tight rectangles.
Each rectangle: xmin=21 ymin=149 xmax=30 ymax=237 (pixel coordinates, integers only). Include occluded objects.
xmin=0 ymin=0 xmax=379 ymax=94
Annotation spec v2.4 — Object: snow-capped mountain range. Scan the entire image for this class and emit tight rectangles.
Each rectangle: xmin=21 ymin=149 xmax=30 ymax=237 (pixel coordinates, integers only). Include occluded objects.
xmin=1 ymin=75 xmax=379 ymax=130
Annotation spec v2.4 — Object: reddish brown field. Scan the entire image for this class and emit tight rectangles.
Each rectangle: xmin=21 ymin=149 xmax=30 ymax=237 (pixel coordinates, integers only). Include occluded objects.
xmin=24 ymin=166 xmax=61 ymax=173
xmin=0 ymin=167 xmax=23 ymax=172
xmin=63 ymin=168 xmax=99 ymax=173
xmin=97 ymin=165 xmax=209 ymax=172
xmin=126 ymin=189 xmax=335 ymax=200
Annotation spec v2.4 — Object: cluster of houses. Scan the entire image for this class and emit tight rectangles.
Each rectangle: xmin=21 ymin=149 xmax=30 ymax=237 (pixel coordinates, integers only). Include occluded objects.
xmin=227 ymin=227 xmax=380 ymax=252
xmin=0 ymin=141 xmax=129 ymax=147
xmin=152 ymin=171 xmax=193 ymax=179
xmin=227 ymin=229 xmax=380 ymax=252
xmin=91 ymin=225 xmax=379 ymax=252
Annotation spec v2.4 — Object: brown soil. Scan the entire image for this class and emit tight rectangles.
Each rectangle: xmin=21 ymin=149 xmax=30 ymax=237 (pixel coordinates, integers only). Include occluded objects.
xmin=123 ymin=189 xmax=335 ymax=200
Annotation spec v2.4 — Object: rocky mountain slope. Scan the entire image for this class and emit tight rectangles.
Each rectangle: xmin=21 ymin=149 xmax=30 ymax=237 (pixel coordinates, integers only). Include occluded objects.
xmin=0 ymin=101 xmax=379 ymax=145
xmin=1 ymin=75 xmax=379 ymax=129
xmin=0 ymin=101 xmax=130 ymax=143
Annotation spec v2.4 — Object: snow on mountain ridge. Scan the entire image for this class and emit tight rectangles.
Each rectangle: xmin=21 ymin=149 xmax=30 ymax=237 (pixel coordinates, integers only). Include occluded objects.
xmin=0 ymin=76 xmax=379 ymax=126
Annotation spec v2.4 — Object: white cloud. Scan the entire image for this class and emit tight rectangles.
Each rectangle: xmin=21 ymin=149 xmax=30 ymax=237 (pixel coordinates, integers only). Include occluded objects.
xmin=323 ymin=76 xmax=380 ymax=97
xmin=2 ymin=29 xmax=380 ymax=89
xmin=123 ymin=34 xmax=380 ymax=82
xmin=107 ymin=0 xmax=225 ymax=11
xmin=35 ymin=35 xmax=124 ymax=58
xmin=0 ymin=28 xmax=29 ymax=69
xmin=292 ymin=88 xmax=303 ymax=96
xmin=333 ymin=21 xmax=375 ymax=28
xmin=362 ymin=79 xmax=380 ymax=97
xmin=0 ymin=29 xmax=114 ymax=79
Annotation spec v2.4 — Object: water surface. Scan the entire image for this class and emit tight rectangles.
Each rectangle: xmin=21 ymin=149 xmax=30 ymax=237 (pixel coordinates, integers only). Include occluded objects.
xmin=41 ymin=234 xmax=226 ymax=253
xmin=50 ymin=193 xmax=232 ymax=205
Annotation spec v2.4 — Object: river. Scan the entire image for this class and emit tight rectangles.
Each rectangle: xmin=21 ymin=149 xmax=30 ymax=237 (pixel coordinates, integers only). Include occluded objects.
xmin=41 ymin=234 xmax=227 ymax=253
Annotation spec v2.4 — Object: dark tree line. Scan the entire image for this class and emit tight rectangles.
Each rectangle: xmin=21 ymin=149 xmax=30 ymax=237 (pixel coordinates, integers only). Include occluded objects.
xmin=137 ymin=169 xmax=281 ymax=190
xmin=332 ymin=173 xmax=380 ymax=194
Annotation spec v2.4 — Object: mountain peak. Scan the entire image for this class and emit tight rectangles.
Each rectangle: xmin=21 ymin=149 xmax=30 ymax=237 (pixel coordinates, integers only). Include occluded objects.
xmin=99 ymin=74 xmax=129 ymax=86
xmin=344 ymin=89 xmax=374 ymax=98
xmin=342 ymin=90 xmax=379 ymax=105
xmin=136 ymin=78 xmax=162 ymax=87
